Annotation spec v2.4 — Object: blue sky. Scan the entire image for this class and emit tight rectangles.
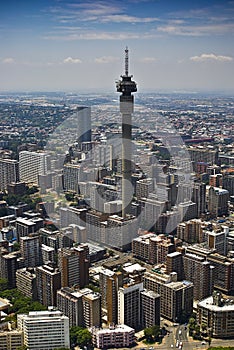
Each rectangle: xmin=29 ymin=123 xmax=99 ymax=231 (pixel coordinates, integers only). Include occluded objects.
xmin=1 ymin=0 xmax=234 ymax=92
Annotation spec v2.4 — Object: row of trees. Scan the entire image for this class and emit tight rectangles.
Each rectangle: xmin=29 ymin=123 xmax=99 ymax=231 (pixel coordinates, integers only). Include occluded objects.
xmin=0 ymin=288 xmax=46 ymax=322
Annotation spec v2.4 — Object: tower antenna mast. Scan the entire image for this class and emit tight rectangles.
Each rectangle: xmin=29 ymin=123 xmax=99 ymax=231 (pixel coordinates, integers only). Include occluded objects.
xmin=125 ymin=46 xmax=129 ymax=76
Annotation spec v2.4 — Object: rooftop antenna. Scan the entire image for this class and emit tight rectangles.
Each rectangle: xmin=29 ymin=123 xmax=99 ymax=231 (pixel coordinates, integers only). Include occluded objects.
xmin=125 ymin=46 xmax=129 ymax=76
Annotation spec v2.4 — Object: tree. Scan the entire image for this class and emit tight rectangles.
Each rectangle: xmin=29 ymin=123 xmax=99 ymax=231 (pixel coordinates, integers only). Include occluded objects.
xmin=76 ymin=329 xmax=92 ymax=347
xmin=0 ymin=278 xmax=8 ymax=291
xmin=144 ymin=325 xmax=161 ymax=343
xmin=70 ymin=326 xmax=92 ymax=348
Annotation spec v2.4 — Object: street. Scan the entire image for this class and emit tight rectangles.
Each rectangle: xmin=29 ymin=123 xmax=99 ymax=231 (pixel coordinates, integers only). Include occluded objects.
xmin=134 ymin=323 xmax=234 ymax=350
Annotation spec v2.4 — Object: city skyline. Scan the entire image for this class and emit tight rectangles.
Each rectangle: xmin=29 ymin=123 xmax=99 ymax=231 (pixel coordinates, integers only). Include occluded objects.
xmin=1 ymin=0 xmax=234 ymax=93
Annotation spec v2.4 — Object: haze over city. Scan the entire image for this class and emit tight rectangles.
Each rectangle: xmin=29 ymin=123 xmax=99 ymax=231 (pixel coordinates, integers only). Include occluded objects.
xmin=1 ymin=0 xmax=234 ymax=92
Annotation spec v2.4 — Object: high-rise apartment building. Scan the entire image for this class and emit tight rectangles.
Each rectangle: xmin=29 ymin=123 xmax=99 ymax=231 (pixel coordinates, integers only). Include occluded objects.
xmin=208 ymin=186 xmax=229 ymax=217
xmin=166 ymin=252 xmax=184 ymax=281
xmin=183 ymin=253 xmax=213 ymax=300
xmin=139 ymin=196 xmax=166 ymax=232
xmin=207 ymin=227 xmax=229 ymax=256
xmin=16 ymin=217 xmax=43 ymax=241
xmin=57 ymin=287 xmax=83 ymax=327
xmin=132 ymin=233 xmax=177 ymax=265
xmin=178 ymin=201 xmax=197 ymax=221
xmin=206 ymin=253 xmax=234 ymax=295
xmin=82 ymin=288 xmax=102 ymax=328
xmin=17 ymin=310 xmax=70 ymax=350
xmin=143 ymin=271 xmax=193 ymax=322
xmin=36 ymin=264 xmax=61 ymax=307
xmin=197 ymin=291 xmax=234 ymax=338
xmin=177 ymin=219 xmax=206 ymax=244
xmin=136 ymin=178 xmax=154 ymax=200
xmin=16 ymin=267 xmax=37 ymax=300
xmin=19 ymin=150 xmax=50 ymax=185
xmin=99 ymin=268 xmax=123 ymax=324
xmin=0 ymin=159 xmax=19 ymax=191
xmin=58 ymin=245 xmax=89 ymax=288
xmin=57 ymin=287 xmax=101 ymax=328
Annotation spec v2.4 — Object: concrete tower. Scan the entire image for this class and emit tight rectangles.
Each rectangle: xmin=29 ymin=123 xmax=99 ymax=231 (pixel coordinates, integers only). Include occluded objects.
xmin=116 ymin=47 xmax=137 ymax=217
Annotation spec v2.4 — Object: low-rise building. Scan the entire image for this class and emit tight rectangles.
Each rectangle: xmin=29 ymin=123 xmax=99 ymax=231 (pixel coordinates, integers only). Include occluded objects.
xmin=92 ymin=324 xmax=135 ymax=349
xmin=0 ymin=330 xmax=24 ymax=350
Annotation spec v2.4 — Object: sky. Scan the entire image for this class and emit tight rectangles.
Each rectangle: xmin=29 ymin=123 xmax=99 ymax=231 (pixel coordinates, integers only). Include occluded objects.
xmin=0 ymin=0 xmax=234 ymax=93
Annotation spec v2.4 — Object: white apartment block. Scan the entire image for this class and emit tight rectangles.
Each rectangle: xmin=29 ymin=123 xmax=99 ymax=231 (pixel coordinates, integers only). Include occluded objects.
xmin=19 ymin=150 xmax=50 ymax=185
xmin=17 ymin=310 xmax=70 ymax=350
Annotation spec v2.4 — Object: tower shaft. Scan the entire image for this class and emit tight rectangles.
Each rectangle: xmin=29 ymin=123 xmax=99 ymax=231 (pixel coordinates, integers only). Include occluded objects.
xmin=116 ymin=48 xmax=137 ymax=217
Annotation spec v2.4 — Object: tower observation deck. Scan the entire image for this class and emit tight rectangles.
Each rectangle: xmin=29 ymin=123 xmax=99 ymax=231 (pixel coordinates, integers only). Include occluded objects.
xmin=116 ymin=47 xmax=137 ymax=217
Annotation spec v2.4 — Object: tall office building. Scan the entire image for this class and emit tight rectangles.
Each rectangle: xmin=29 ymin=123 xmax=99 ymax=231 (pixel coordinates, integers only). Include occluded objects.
xmin=20 ymin=236 xmax=41 ymax=268
xmin=19 ymin=150 xmax=50 ymax=185
xmin=223 ymin=174 xmax=234 ymax=196
xmin=75 ymin=106 xmax=91 ymax=146
xmin=63 ymin=163 xmax=81 ymax=193
xmin=192 ymin=182 xmax=206 ymax=217
xmin=0 ymin=159 xmax=19 ymax=191
xmin=36 ymin=264 xmax=61 ymax=307
xmin=116 ymin=47 xmax=137 ymax=217
xmin=17 ymin=310 xmax=70 ymax=350
xmin=118 ymin=281 xmax=143 ymax=330
xmin=58 ymin=245 xmax=89 ymax=288
xmin=140 ymin=289 xmax=160 ymax=329
xmin=0 ymin=251 xmax=18 ymax=288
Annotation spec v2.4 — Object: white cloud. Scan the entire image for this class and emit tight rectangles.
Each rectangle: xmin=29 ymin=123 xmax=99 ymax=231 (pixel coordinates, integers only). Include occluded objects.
xmin=157 ymin=22 xmax=234 ymax=36
xmin=43 ymin=31 xmax=148 ymax=41
xmin=63 ymin=56 xmax=82 ymax=64
xmin=139 ymin=57 xmax=157 ymax=63
xmin=95 ymin=56 xmax=119 ymax=64
xmin=101 ymin=14 xmax=159 ymax=23
xmin=190 ymin=53 xmax=233 ymax=62
xmin=2 ymin=57 xmax=15 ymax=64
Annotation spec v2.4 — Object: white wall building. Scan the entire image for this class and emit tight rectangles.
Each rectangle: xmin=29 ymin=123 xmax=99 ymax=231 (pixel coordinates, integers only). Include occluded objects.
xmin=17 ymin=310 xmax=70 ymax=350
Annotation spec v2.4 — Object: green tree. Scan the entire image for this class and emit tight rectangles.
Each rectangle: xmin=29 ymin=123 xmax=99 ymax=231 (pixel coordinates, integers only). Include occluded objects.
xmin=0 ymin=278 xmax=8 ymax=291
xmin=70 ymin=326 xmax=92 ymax=348
xmin=144 ymin=325 xmax=161 ymax=343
